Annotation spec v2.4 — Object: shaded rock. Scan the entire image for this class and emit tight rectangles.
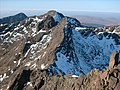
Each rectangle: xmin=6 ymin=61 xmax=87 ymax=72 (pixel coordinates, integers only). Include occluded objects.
xmin=115 ymin=82 xmax=120 ymax=90
xmin=37 ymin=15 xmax=56 ymax=30
xmin=9 ymin=69 xmax=32 ymax=90
xmin=108 ymin=76 xmax=118 ymax=89
xmin=109 ymin=52 xmax=119 ymax=70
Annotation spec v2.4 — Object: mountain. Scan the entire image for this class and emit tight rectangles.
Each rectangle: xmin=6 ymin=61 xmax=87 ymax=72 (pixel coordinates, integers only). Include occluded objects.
xmin=0 ymin=10 xmax=120 ymax=90
xmin=0 ymin=13 xmax=27 ymax=24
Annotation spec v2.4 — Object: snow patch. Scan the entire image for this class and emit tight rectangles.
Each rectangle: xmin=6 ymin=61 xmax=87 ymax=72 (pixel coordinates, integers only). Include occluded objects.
xmin=42 ymin=52 xmax=46 ymax=58
xmin=0 ymin=24 xmax=3 ymax=26
xmin=7 ymin=85 xmax=9 ymax=90
xmin=30 ymin=63 xmax=37 ymax=69
xmin=13 ymin=61 xmax=17 ymax=64
xmin=75 ymin=27 xmax=86 ymax=30
xmin=14 ymin=27 xmax=19 ymax=30
xmin=41 ymin=64 xmax=48 ymax=70
xmin=27 ymin=82 xmax=33 ymax=87
xmin=72 ymin=75 xmax=79 ymax=78
xmin=41 ymin=34 xmax=52 ymax=44
xmin=23 ymin=27 xmax=28 ymax=34
xmin=0 ymin=73 xmax=9 ymax=82
xmin=25 ymin=62 xmax=31 ymax=67
xmin=34 ymin=17 xmax=43 ymax=22
xmin=39 ymin=29 xmax=47 ymax=33
xmin=17 ymin=59 xmax=22 ymax=66
xmin=0 ymin=75 xmax=3 ymax=82
xmin=11 ymin=70 xmax=13 ymax=74
xmin=24 ymin=48 xmax=30 ymax=57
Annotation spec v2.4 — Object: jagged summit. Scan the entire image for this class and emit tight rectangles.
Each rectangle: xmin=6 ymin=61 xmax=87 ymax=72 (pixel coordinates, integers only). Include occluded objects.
xmin=47 ymin=10 xmax=64 ymax=23
xmin=46 ymin=10 xmax=60 ymax=16
xmin=0 ymin=10 xmax=120 ymax=90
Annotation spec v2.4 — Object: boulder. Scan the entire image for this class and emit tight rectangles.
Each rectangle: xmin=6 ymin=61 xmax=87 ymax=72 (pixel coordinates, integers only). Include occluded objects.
xmin=109 ymin=52 xmax=119 ymax=70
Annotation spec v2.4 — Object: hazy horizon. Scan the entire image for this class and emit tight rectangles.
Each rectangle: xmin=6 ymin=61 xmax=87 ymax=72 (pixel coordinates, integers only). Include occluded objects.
xmin=1 ymin=10 xmax=120 ymax=19
xmin=0 ymin=0 xmax=120 ymax=18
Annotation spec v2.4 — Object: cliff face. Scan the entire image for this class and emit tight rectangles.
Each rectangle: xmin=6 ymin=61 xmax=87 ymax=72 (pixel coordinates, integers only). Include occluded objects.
xmin=0 ymin=11 xmax=120 ymax=90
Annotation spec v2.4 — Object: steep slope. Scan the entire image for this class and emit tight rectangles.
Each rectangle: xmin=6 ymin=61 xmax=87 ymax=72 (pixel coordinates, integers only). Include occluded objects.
xmin=0 ymin=10 xmax=120 ymax=90
xmin=48 ymin=17 xmax=120 ymax=75
xmin=0 ymin=10 xmax=66 ymax=89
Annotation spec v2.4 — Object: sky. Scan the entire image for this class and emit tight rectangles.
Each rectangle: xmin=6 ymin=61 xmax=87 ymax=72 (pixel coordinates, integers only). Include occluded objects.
xmin=0 ymin=0 xmax=120 ymax=12
xmin=0 ymin=0 xmax=120 ymax=18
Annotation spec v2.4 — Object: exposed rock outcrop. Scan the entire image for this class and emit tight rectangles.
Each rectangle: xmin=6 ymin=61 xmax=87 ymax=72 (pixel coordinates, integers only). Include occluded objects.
xmin=109 ymin=52 xmax=119 ymax=69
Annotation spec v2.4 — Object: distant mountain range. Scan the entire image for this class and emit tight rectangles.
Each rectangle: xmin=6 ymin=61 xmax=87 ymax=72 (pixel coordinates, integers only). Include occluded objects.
xmin=74 ymin=15 xmax=120 ymax=27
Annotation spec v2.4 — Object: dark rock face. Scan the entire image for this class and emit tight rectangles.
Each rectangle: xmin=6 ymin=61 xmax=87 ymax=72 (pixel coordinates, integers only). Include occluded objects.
xmin=37 ymin=15 xmax=57 ymax=30
xmin=0 ymin=13 xmax=27 ymax=24
xmin=0 ymin=10 xmax=120 ymax=90
xmin=9 ymin=69 xmax=32 ymax=90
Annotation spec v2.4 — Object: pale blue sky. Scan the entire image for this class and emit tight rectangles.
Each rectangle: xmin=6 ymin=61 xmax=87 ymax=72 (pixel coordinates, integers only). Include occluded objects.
xmin=0 ymin=0 xmax=120 ymax=12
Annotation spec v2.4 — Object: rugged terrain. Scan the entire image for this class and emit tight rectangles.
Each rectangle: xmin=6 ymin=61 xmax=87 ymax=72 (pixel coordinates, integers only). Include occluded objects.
xmin=0 ymin=10 xmax=120 ymax=90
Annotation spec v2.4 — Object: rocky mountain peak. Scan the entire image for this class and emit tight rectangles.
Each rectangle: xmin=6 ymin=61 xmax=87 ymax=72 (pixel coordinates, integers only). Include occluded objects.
xmin=47 ymin=10 xmax=57 ymax=16
xmin=0 ymin=13 xmax=27 ymax=24
xmin=45 ymin=10 xmax=64 ymax=23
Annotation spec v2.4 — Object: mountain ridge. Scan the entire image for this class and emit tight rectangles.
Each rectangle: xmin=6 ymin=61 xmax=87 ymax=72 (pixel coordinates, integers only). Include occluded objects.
xmin=0 ymin=10 xmax=120 ymax=90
